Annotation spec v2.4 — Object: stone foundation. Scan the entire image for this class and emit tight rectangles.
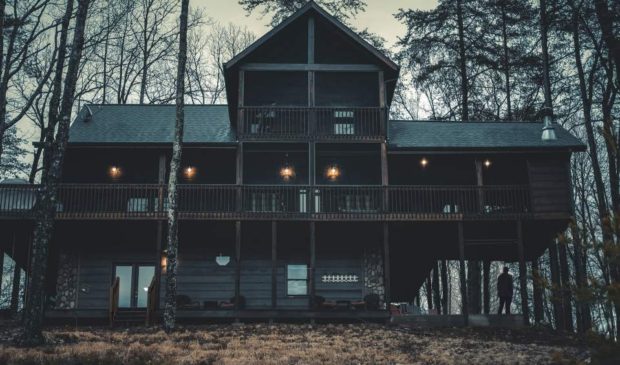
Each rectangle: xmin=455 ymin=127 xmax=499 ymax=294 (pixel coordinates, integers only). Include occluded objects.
xmin=55 ymin=253 xmax=78 ymax=309
xmin=362 ymin=247 xmax=385 ymax=306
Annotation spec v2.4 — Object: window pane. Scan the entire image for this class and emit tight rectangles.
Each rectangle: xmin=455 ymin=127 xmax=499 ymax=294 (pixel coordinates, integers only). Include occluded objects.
xmin=115 ymin=266 xmax=133 ymax=308
xmin=136 ymin=266 xmax=155 ymax=308
xmin=287 ymin=280 xmax=307 ymax=296
xmin=287 ymin=264 xmax=307 ymax=280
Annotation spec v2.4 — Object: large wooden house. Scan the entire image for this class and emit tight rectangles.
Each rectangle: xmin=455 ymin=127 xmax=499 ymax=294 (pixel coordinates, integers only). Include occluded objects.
xmin=0 ymin=2 xmax=584 ymax=323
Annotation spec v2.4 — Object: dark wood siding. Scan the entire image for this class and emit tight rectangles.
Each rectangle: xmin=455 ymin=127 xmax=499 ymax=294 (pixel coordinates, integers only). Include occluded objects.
xmin=528 ymin=156 xmax=572 ymax=214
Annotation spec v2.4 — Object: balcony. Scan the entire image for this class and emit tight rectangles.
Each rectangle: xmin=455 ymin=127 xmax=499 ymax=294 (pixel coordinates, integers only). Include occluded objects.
xmin=0 ymin=184 xmax=545 ymax=221
xmin=237 ymin=107 xmax=385 ymax=141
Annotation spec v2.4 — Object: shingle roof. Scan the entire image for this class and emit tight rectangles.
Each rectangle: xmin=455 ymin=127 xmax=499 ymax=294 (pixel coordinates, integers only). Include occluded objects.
xmin=69 ymin=104 xmax=235 ymax=144
xmin=69 ymin=105 xmax=585 ymax=151
xmin=389 ymin=120 xmax=585 ymax=151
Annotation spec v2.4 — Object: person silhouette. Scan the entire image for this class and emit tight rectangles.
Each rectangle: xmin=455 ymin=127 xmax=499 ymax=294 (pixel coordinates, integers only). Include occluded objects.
xmin=497 ymin=266 xmax=513 ymax=315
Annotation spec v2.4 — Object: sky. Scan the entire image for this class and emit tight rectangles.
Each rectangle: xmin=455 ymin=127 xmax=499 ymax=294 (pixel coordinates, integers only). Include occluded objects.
xmin=193 ymin=0 xmax=438 ymax=48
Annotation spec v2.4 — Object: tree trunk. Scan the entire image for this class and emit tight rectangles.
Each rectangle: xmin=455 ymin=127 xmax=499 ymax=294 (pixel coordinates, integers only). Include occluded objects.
xmin=500 ymin=0 xmax=511 ymax=119
xmin=531 ymin=258 xmax=544 ymax=324
xmin=557 ymin=236 xmax=574 ymax=332
xmin=548 ymin=242 xmax=565 ymax=331
xmin=570 ymin=221 xmax=591 ymax=333
xmin=538 ymin=0 xmax=554 ymax=122
xmin=162 ymin=0 xmax=189 ymax=333
xmin=467 ymin=261 xmax=481 ymax=314
xmin=593 ymin=0 xmax=620 ymax=90
xmin=21 ymin=0 xmax=89 ymax=346
xmin=441 ymin=259 xmax=449 ymax=314
xmin=456 ymin=0 xmax=469 ymax=121
xmin=432 ymin=260 xmax=441 ymax=314
xmin=425 ymin=275 xmax=433 ymax=312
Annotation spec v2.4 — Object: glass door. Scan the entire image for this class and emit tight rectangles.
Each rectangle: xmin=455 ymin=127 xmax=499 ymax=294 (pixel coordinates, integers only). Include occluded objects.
xmin=114 ymin=264 xmax=155 ymax=308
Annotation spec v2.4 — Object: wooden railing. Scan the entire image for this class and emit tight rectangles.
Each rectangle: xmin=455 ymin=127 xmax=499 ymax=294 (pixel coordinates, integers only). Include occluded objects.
xmin=0 ymin=184 xmax=542 ymax=220
xmin=145 ymin=276 xmax=158 ymax=325
xmin=109 ymin=276 xmax=120 ymax=326
xmin=238 ymin=107 xmax=385 ymax=140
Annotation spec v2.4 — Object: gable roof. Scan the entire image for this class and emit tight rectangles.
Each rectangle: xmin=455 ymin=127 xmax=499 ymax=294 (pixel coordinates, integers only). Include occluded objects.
xmin=224 ymin=1 xmax=398 ymax=71
xmin=389 ymin=120 xmax=585 ymax=151
xmin=69 ymin=104 xmax=235 ymax=144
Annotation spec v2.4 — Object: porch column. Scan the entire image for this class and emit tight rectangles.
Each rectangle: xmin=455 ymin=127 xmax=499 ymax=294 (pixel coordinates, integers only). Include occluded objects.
xmin=516 ymin=220 xmax=530 ymax=325
xmin=271 ymin=221 xmax=277 ymax=309
xmin=10 ymin=258 xmax=21 ymax=312
xmin=309 ymin=221 xmax=316 ymax=308
xmin=155 ymin=153 xmax=167 ymax=309
xmin=234 ymin=221 xmax=242 ymax=309
xmin=382 ymin=222 xmax=391 ymax=307
xmin=458 ymin=222 xmax=468 ymax=325
xmin=483 ymin=260 xmax=490 ymax=314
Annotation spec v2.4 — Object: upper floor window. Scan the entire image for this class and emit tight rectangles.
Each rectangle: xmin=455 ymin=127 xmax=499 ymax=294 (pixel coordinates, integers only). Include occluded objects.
xmin=287 ymin=264 xmax=308 ymax=296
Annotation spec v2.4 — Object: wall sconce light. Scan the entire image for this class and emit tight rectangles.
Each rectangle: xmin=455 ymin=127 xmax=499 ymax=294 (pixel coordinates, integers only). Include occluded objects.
xmin=215 ymin=253 xmax=230 ymax=266
xmin=484 ymin=159 xmax=492 ymax=168
xmin=325 ymin=164 xmax=341 ymax=182
xmin=279 ymin=154 xmax=295 ymax=182
xmin=183 ymin=166 xmax=197 ymax=181
xmin=420 ymin=158 xmax=428 ymax=168
xmin=109 ymin=166 xmax=122 ymax=180
xmin=161 ymin=250 xmax=168 ymax=273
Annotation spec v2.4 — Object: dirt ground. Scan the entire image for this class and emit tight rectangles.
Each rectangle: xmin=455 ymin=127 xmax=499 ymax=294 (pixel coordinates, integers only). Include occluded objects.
xmin=0 ymin=323 xmax=599 ymax=364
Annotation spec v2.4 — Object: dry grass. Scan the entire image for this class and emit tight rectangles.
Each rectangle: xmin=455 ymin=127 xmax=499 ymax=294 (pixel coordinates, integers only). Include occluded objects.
xmin=0 ymin=324 xmax=589 ymax=365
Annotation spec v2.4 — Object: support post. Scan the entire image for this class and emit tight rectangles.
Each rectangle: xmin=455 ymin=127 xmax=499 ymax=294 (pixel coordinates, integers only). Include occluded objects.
xmin=235 ymin=221 xmax=241 ymax=309
xmin=271 ymin=221 xmax=277 ymax=309
xmin=154 ymin=153 xmax=167 ymax=310
xmin=380 ymin=143 xmax=388 ymax=212
xmin=382 ymin=222 xmax=391 ymax=307
xmin=458 ymin=222 xmax=468 ymax=325
xmin=516 ymin=220 xmax=530 ymax=326
xmin=309 ymin=221 xmax=316 ymax=308
xmin=483 ymin=260 xmax=490 ymax=314
xmin=531 ymin=258 xmax=544 ymax=323
xmin=236 ymin=143 xmax=244 ymax=212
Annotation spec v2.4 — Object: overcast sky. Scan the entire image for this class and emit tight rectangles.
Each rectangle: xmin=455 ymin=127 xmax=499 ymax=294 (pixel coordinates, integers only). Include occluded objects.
xmin=193 ymin=0 xmax=438 ymax=48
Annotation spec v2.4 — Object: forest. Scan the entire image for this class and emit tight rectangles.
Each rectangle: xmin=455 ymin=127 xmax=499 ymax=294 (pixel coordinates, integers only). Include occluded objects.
xmin=0 ymin=0 xmax=619 ymax=345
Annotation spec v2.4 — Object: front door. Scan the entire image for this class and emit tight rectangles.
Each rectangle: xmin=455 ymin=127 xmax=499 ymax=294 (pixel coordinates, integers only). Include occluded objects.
xmin=114 ymin=264 xmax=155 ymax=308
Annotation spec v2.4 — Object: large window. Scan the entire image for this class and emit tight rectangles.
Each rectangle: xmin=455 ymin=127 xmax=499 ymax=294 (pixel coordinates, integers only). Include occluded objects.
xmin=286 ymin=264 xmax=308 ymax=296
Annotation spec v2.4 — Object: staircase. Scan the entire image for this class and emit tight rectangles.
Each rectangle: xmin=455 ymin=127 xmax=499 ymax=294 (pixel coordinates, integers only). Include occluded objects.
xmin=111 ymin=309 xmax=148 ymax=326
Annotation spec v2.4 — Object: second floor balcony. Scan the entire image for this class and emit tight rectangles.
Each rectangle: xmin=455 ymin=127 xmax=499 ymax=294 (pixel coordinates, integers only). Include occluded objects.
xmin=237 ymin=106 xmax=386 ymax=141
xmin=0 ymin=183 xmax=569 ymax=221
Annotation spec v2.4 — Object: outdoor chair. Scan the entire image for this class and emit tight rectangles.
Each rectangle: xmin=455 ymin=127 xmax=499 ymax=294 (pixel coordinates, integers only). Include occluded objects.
xmin=351 ymin=293 xmax=381 ymax=311
xmin=219 ymin=295 xmax=246 ymax=310
xmin=175 ymin=295 xmax=201 ymax=309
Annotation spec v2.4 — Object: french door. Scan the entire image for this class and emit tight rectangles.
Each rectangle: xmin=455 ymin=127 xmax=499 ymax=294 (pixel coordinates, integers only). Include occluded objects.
xmin=114 ymin=264 xmax=155 ymax=308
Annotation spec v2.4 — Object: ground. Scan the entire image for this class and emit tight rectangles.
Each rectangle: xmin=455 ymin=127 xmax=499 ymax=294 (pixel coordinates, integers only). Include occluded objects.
xmin=0 ymin=323 xmax=600 ymax=364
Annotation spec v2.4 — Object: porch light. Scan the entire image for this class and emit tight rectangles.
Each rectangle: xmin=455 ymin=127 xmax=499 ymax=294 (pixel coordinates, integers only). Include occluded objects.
xmin=280 ymin=154 xmax=295 ymax=182
xmin=216 ymin=253 xmax=230 ymax=266
xmin=109 ymin=166 xmax=122 ymax=180
xmin=183 ymin=166 xmax=197 ymax=181
xmin=420 ymin=158 xmax=428 ymax=168
xmin=484 ymin=159 xmax=492 ymax=168
xmin=325 ymin=164 xmax=341 ymax=182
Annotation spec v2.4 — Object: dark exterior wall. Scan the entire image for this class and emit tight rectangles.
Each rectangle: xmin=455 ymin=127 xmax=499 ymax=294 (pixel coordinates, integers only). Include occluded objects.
xmin=244 ymin=71 xmax=308 ymax=106
xmin=314 ymin=16 xmax=381 ymax=66
xmin=527 ymin=154 xmax=572 ymax=214
xmin=315 ymin=72 xmax=379 ymax=107
xmin=243 ymin=15 xmax=308 ymax=64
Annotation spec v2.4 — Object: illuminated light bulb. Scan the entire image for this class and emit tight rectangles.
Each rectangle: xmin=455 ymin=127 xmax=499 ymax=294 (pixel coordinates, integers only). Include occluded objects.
xmin=484 ymin=159 xmax=492 ymax=168
xmin=325 ymin=165 xmax=341 ymax=181
xmin=109 ymin=166 xmax=122 ymax=179
xmin=184 ymin=166 xmax=197 ymax=180
xmin=420 ymin=158 xmax=428 ymax=168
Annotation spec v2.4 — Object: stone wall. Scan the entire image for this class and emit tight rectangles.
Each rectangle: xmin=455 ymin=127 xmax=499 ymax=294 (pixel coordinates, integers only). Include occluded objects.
xmin=55 ymin=253 xmax=78 ymax=309
xmin=362 ymin=247 xmax=385 ymax=307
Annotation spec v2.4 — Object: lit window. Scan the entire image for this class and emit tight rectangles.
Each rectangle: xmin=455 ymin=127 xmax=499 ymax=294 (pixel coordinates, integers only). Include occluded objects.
xmin=287 ymin=264 xmax=308 ymax=296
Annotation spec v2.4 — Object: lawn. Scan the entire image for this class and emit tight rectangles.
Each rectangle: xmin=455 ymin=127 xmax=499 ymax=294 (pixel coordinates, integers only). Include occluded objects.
xmin=0 ymin=323 xmax=593 ymax=364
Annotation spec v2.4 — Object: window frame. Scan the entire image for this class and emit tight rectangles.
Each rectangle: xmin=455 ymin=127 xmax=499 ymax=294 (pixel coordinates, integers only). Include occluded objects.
xmin=286 ymin=263 xmax=309 ymax=297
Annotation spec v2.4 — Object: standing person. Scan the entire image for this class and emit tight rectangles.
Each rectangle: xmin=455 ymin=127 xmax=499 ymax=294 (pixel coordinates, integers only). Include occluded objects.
xmin=497 ymin=266 xmax=514 ymax=314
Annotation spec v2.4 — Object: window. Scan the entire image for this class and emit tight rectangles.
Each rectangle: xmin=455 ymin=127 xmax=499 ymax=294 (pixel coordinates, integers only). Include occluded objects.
xmin=333 ymin=110 xmax=355 ymax=135
xmin=287 ymin=264 xmax=308 ymax=296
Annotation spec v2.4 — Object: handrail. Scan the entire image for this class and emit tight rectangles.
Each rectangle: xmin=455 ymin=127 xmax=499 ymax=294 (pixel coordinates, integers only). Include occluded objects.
xmin=145 ymin=276 xmax=158 ymax=325
xmin=109 ymin=276 xmax=120 ymax=326
xmin=0 ymin=183 xmax=568 ymax=219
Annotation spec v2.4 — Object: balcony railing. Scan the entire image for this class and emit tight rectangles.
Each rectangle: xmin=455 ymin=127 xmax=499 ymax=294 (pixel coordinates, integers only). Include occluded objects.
xmin=238 ymin=107 xmax=385 ymax=140
xmin=0 ymin=184 xmax=540 ymax=220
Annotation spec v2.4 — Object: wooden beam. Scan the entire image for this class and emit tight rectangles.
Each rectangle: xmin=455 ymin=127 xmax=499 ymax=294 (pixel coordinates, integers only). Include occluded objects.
xmin=458 ymin=222 xmax=469 ymax=325
xmin=236 ymin=143 xmax=243 ymax=212
xmin=307 ymin=16 xmax=315 ymax=64
xmin=235 ymin=221 xmax=241 ymax=309
xmin=309 ymin=221 xmax=316 ymax=308
xmin=382 ymin=222 xmax=391 ymax=307
xmin=238 ymin=70 xmax=245 ymax=133
xmin=239 ymin=63 xmax=382 ymax=72
xmin=271 ymin=221 xmax=277 ymax=309
xmin=380 ymin=143 xmax=388 ymax=211
xmin=483 ymin=260 xmax=490 ymax=315
xmin=516 ymin=220 xmax=530 ymax=326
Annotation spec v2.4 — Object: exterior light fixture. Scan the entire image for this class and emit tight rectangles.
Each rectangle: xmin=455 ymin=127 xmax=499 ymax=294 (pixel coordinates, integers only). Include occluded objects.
xmin=183 ymin=166 xmax=197 ymax=181
xmin=109 ymin=166 xmax=122 ymax=180
xmin=161 ymin=250 xmax=168 ymax=273
xmin=484 ymin=159 xmax=492 ymax=168
xmin=279 ymin=154 xmax=295 ymax=182
xmin=420 ymin=158 xmax=428 ymax=168
xmin=325 ymin=164 xmax=341 ymax=182
xmin=216 ymin=253 xmax=230 ymax=266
